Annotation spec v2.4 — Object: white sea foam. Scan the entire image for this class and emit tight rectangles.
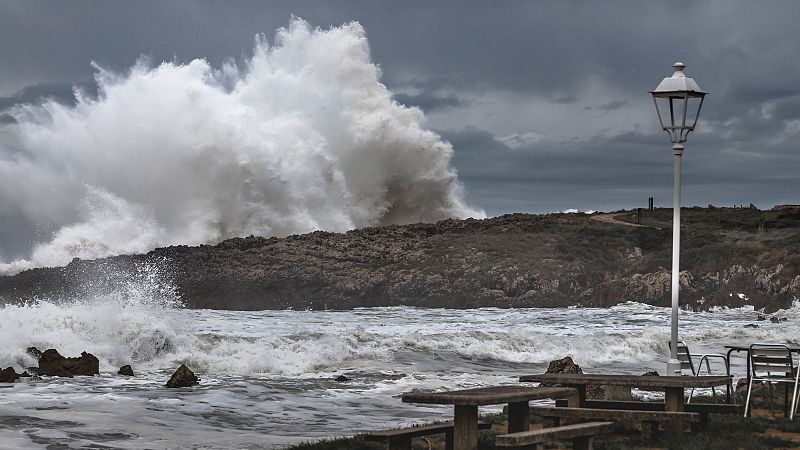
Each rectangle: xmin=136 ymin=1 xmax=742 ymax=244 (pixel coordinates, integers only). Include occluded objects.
xmin=2 ymin=298 xmax=798 ymax=448
xmin=0 ymin=19 xmax=482 ymax=274
xmin=3 ymin=296 xmax=796 ymax=378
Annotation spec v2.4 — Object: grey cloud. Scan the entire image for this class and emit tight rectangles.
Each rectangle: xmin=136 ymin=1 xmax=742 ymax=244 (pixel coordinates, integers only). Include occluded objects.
xmin=597 ymin=100 xmax=628 ymax=112
xmin=0 ymin=0 xmax=799 ymax=220
xmin=393 ymin=92 xmax=466 ymax=112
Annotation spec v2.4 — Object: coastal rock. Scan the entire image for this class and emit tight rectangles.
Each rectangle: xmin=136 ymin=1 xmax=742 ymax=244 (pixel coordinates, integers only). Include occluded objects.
xmin=26 ymin=347 xmax=43 ymax=360
xmin=0 ymin=367 xmax=20 ymax=383
xmin=37 ymin=349 xmax=100 ymax=377
xmin=544 ymin=356 xmax=604 ymax=399
xmin=546 ymin=356 xmax=582 ymax=374
xmin=0 ymin=208 xmax=798 ymax=312
xmin=118 ymin=365 xmax=134 ymax=376
xmin=757 ymin=314 xmax=766 ymax=321
xmin=334 ymin=375 xmax=349 ymax=382
xmin=641 ymin=371 xmax=659 ymax=376
xmin=165 ymin=364 xmax=199 ymax=388
xmin=744 ymin=324 xmax=758 ymax=328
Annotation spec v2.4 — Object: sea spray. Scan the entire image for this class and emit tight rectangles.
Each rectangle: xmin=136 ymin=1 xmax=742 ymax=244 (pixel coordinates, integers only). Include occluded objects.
xmin=0 ymin=19 xmax=483 ymax=274
xmin=0 ymin=260 xmax=183 ymax=371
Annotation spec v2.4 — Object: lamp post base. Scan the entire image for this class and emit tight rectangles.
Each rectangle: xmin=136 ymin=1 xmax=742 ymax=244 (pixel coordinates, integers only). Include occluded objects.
xmin=666 ymin=359 xmax=682 ymax=376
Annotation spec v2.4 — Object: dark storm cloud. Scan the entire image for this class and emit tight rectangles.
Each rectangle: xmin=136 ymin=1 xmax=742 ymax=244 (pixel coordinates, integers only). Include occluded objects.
xmin=1 ymin=0 xmax=799 ymax=219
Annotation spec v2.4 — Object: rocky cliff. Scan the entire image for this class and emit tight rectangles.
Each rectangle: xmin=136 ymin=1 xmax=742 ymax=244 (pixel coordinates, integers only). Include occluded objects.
xmin=1 ymin=207 xmax=798 ymax=311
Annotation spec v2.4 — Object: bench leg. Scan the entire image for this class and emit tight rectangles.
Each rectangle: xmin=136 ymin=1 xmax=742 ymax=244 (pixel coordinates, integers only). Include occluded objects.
xmin=508 ymin=401 xmax=530 ymax=433
xmin=454 ymin=405 xmax=478 ymax=450
xmin=641 ymin=420 xmax=659 ymax=441
xmin=445 ymin=430 xmax=453 ymax=450
xmin=573 ymin=436 xmax=594 ymax=450
xmin=387 ymin=436 xmax=411 ymax=450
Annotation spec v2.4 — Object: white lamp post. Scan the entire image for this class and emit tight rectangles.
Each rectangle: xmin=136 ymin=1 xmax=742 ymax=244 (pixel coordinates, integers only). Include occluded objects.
xmin=650 ymin=62 xmax=707 ymax=375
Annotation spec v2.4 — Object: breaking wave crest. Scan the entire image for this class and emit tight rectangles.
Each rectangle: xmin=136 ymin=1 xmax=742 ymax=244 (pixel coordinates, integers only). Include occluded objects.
xmin=4 ymin=299 xmax=797 ymax=377
xmin=0 ymin=18 xmax=482 ymax=274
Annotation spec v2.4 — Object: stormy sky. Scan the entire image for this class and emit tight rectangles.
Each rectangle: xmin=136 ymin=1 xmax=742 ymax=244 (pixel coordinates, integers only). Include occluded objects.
xmin=2 ymin=1 xmax=799 ymax=217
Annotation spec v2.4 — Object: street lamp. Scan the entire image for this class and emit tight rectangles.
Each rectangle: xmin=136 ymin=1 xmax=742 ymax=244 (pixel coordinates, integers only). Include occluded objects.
xmin=650 ymin=62 xmax=707 ymax=375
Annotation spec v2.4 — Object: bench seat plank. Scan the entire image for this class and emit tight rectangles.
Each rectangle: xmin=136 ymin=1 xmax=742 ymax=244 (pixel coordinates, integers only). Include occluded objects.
xmin=583 ymin=400 xmax=741 ymax=415
xmin=530 ymin=406 xmax=700 ymax=422
xmin=496 ymin=421 xmax=614 ymax=446
xmin=363 ymin=421 xmax=490 ymax=440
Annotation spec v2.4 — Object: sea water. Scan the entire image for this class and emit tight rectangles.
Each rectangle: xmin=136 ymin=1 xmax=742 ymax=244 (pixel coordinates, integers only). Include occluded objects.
xmin=0 ymin=297 xmax=796 ymax=449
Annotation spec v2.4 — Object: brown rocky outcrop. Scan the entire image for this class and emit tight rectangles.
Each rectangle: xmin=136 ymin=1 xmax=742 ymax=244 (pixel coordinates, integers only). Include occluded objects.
xmin=544 ymin=356 xmax=604 ymax=399
xmin=0 ymin=367 xmax=20 ymax=382
xmin=0 ymin=208 xmax=798 ymax=311
xmin=37 ymin=349 xmax=99 ymax=377
xmin=165 ymin=364 xmax=199 ymax=388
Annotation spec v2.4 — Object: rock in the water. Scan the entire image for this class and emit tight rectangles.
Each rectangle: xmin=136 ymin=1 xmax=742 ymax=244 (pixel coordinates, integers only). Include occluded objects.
xmin=545 ymin=356 xmax=604 ymax=399
xmin=0 ymin=367 xmax=20 ymax=383
xmin=744 ymin=324 xmax=758 ymax=328
xmin=546 ymin=356 xmax=582 ymax=374
xmin=757 ymin=314 xmax=766 ymax=321
xmin=26 ymin=347 xmax=43 ymax=360
xmin=19 ymin=371 xmax=31 ymax=377
xmin=165 ymin=364 xmax=199 ymax=388
xmin=118 ymin=365 xmax=134 ymax=376
xmin=641 ymin=370 xmax=660 ymax=376
xmin=37 ymin=349 xmax=100 ymax=377
xmin=334 ymin=375 xmax=349 ymax=382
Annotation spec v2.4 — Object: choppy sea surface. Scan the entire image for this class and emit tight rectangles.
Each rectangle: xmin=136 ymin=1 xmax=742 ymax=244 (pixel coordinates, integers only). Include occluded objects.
xmin=0 ymin=295 xmax=797 ymax=449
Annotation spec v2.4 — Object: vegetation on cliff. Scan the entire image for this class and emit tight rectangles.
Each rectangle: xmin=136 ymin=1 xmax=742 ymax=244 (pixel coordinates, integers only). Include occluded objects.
xmin=1 ymin=207 xmax=798 ymax=311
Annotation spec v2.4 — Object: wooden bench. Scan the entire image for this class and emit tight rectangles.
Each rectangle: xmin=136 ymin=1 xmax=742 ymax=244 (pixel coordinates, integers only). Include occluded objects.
xmin=580 ymin=399 xmax=741 ymax=420
xmin=363 ymin=421 xmax=491 ymax=450
xmin=530 ymin=406 xmax=700 ymax=436
xmin=496 ymin=421 xmax=614 ymax=450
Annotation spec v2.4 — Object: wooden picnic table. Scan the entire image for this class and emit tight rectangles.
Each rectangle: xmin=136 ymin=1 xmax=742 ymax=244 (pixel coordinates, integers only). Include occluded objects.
xmin=402 ymin=385 xmax=577 ymax=450
xmin=518 ymin=373 xmax=732 ymax=412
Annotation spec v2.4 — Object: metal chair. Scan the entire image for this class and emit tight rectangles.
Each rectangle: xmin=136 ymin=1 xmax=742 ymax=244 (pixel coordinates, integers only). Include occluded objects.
xmin=744 ymin=344 xmax=799 ymax=418
xmin=669 ymin=341 xmax=734 ymax=403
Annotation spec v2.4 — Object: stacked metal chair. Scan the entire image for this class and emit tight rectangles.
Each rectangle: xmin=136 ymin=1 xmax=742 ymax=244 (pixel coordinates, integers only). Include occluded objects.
xmin=744 ymin=344 xmax=800 ymax=419
xmin=669 ymin=341 xmax=734 ymax=404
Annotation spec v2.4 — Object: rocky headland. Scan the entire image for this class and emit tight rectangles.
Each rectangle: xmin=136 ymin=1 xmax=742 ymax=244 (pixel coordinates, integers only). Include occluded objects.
xmin=1 ymin=207 xmax=798 ymax=312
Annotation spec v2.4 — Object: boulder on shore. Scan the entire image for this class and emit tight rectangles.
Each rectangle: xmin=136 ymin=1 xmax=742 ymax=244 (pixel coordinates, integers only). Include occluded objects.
xmin=334 ymin=375 xmax=349 ymax=382
xmin=0 ymin=367 xmax=21 ymax=383
xmin=118 ymin=365 xmax=134 ymax=376
xmin=546 ymin=356 xmax=583 ymax=374
xmin=544 ymin=356 xmax=604 ymax=399
xmin=37 ymin=349 xmax=100 ymax=377
xmin=165 ymin=364 xmax=199 ymax=388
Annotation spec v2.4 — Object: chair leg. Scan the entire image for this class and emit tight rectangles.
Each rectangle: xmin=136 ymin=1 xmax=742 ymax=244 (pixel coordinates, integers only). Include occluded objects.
xmin=791 ymin=379 xmax=800 ymax=420
xmin=688 ymin=387 xmax=694 ymax=404
xmin=785 ymin=384 xmax=790 ymax=417
xmin=573 ymin=436 xmax=593 ymax=450
xmin=744 ymin=378 xmax=755 ymax=417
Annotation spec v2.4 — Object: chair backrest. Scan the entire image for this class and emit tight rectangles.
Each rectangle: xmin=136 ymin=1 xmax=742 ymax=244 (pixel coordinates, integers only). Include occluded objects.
xmin=669 ymin=341 xmax=695 ymax=375
xmin=749 ymin=344 xmax=794 ymax=378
